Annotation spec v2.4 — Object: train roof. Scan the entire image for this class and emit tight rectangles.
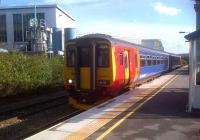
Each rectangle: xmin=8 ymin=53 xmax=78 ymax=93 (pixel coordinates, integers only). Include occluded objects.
xmin=80 ymin=34 xmax=169 ymax=55
xmin=70 ymin=34 xmax=178 ymax=56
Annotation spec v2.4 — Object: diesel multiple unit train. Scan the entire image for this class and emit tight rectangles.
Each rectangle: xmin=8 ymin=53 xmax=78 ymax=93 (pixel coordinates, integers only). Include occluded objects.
xmin=64 ymin=34 xmax=181 ymax=104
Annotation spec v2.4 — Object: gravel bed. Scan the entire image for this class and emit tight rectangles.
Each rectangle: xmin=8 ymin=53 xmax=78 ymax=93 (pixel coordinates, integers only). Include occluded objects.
xmin=0 ymin=103 xmax=78 ymax=140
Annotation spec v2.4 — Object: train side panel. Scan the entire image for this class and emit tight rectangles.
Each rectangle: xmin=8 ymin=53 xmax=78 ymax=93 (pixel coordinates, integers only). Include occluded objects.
xmin=137 ymin=49 xmax=169 ymax=81
xmin=108 ymin=45 xmax=139 ymax=93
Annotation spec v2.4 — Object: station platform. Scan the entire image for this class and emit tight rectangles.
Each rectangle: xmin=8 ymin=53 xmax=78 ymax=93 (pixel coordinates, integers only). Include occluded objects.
xmin=26 ymin=67 xmax=200 ymax=140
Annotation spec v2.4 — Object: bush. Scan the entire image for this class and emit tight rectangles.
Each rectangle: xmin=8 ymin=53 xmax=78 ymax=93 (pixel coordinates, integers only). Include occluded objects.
xmin=0 ymin=52 xmax=64 ymax=97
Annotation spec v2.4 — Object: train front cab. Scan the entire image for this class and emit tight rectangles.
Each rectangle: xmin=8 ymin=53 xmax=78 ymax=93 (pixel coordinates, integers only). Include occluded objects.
xmin=64 ymin=38 xmax=115 ymax=102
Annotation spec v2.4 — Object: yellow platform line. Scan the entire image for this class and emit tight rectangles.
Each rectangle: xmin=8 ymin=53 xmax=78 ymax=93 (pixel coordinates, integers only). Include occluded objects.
xmin=63 ymin=75 xmax=177 ymax=140
xmin=96 ymin=75 xmax=178 ymax=140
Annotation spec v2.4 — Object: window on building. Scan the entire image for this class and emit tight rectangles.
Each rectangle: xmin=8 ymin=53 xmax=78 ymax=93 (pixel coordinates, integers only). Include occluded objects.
xmin=97 ymin=44 xmax=109 ymax=67
xmin=13 ymin=14 xmax=23 ymax=42
xmin=0 ymin=15 xmax=7 ymax=42
xmin=13 ymin=13 xmax=45 ymax=42
xmin=23 ymin=13 xmax=45 ymax=41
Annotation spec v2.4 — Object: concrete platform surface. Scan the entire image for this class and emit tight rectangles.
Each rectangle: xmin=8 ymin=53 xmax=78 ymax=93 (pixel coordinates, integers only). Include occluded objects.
xmin=88 ymin=67 xmax=200 ymax=140
xmin=26 ymin=67 xmax=200 ymax=140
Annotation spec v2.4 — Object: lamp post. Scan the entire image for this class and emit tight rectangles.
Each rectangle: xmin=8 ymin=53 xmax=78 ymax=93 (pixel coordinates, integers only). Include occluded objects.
xmin=34 ymin=0 xmax=37 ymax=52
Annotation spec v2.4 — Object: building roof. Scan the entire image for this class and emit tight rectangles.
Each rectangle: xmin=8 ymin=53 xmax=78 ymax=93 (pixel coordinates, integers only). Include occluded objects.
xmin=185 ymin=30 xmax=200 ymax=40
xmin=0 ymin=4 xmax=75 ymax=21
xmin=141 ymin=39 xmax=164 ymax=51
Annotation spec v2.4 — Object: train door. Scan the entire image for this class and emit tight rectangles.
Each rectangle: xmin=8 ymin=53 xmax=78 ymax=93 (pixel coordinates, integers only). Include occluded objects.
xmin=134 ymin=49 xmax=140 ymax=81
xmin=76 ymin=44 xmax=95 ymax=91
xmin=124 ymin=50 xmax=130 ymax=84
xmin=79 ymin=47 xmax=91 ymax=89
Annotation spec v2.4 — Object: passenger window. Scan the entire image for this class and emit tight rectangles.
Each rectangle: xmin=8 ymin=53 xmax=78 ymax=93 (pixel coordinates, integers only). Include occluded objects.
xmin=165 ymin=58 xmax=168 ymax=65
xmin=161 ymin=58 xmax=164 ymax=64
xmin=140 ymin=56 xmax=146 ymax=67
xmin=120 ymin=53 xmax=123 ymax=65
xmin=157 ymin=57 xmax=160 ymax=65
xmin=150 ymin=56 xmax=153 ymax=65
xmin=147 ymin=56 xmax=151 ymax=66
xmin=153 ymin=57 xmax=156 ymax=65
xmin=97 ymin=44 xmax=109 ymax=67
xmin=124 ymin=54 xmax=128 ymax=68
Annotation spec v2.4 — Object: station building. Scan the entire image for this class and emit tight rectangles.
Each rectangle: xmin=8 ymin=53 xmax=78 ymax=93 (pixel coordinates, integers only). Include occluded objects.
xmin=0 ymin=4 xmax=75 ymax=53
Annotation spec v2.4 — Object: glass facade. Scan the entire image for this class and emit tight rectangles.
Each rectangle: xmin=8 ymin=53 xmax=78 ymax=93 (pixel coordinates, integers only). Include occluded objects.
xmin=13 ymin=13 xmax=45 ymax=42
xmin=13 ymin=14 xmax=23 ymax=42
xmin=0 ymin=15 xmax=7 ymax=42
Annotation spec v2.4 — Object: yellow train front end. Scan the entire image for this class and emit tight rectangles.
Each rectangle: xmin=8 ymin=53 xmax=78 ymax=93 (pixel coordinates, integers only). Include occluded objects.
xmin=64 ymin=37 xmax=115 ymax=106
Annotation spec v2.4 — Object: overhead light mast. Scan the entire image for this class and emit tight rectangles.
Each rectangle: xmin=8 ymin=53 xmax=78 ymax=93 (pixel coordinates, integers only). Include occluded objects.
xmin=34 ymin=0 xmax=37 ymax=52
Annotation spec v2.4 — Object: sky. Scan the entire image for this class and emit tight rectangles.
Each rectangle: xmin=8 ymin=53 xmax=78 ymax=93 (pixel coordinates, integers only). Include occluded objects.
xmin=1 ymin=0 xmax=197 ymax=54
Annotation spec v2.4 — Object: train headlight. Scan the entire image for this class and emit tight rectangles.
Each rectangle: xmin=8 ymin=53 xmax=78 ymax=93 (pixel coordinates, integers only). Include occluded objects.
xmin=98 ymin=80 xmax=110 ymax=86
xmin=68 ymin=79 xmax=73 ymax=84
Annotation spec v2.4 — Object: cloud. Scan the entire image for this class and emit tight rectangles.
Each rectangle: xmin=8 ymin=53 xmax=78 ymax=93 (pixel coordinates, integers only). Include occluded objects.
xmin=152 ymin=2 xmax=181 ymax=16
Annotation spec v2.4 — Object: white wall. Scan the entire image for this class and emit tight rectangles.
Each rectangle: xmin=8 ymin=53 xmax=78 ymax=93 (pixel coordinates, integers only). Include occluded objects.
xmin=55 ymin=8 xmax=75 ymax=28
xmin=0 ymin=6 xmax=75 ymax=50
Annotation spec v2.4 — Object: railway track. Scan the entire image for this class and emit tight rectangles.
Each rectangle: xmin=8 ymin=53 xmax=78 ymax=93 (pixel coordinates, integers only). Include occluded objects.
xmin=0 ymin=93 xmax=82 ymax=140
xmin=0 ymin=95 xmax=68 ymax=125
xmin=0 ymin=92 xmax=68 ymax=115
xmin=14 ymin=110 xmax=82 ymax=140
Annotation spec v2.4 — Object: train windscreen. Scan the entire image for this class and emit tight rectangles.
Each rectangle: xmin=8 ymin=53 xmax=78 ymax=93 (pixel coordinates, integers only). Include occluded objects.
xmin=97 ymin=44 xmax=109 ymax=67
xmin=80 ymin=47 xmax=91 ymax=67
xmin=67 ymin=47 xmax=75 ymax=67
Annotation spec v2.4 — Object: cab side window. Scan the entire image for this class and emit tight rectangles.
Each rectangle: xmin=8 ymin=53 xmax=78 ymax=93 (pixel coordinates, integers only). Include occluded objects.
xmin=97 ymin=44 xmax=109 ymax=67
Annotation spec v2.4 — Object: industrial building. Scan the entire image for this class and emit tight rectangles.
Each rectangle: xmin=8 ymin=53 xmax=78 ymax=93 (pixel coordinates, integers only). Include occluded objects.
xmin=0 ymin=4 xmax=75 ymax=53
xmin=141 ymin=39 xmax=164 ymax=51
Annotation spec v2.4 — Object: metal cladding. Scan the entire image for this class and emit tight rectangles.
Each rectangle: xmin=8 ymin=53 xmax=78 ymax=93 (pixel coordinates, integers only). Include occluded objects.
xmin=52 ymin=28 xmax=62 ymax=54
xmin=64 ymin=28 xmax=76 ymax=41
